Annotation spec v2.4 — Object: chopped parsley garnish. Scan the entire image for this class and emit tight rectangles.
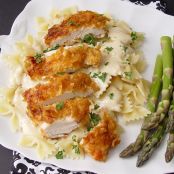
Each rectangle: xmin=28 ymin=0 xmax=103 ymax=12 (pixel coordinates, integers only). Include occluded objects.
xmin=43 ymin=44 xmax=60 ymax=53
xmin=34 ymin=53 xmax=43 ymax=63
xmin=56 ymin=150 xmax=64 ymax=159
xmin=131 ymin=32 xmax=138 ymax=41
xmin=56 ymin=102 xmax=64 ymax=110
xmin=91 ymin=72 xmax=107 ymax=83
xmin=72 ymin=135 xmax=77 ymax=142
xmin=82 ymin=34 xmax=97 ymax=46
xmin=109 ymin=93 xmax=114 ymax=99
xmin=94 ymin=104 xmax=100 ymax=110
xmin=72 ymin=144 xmax=80 ymax=154
xmin=124 ymin=72 xmax=132 ymax=80
xmin=105 ymin=47 xmax=113 ymax=53
xmin=104 ymin=62 xmax=109 ymax=66
xmin=87 ymin=112 xmax=101 ymax=131
xmin=98 ymin=72 xmax=107 ymax=82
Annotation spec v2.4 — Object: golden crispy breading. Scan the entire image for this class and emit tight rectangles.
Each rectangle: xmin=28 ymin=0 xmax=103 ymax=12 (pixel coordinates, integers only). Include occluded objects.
xmin=23 ymin=72 xmax=99 ymax=106
xmin=80 ymin=111 xmax=120 ymax=161
xmin=26 ymin=98 xmax=90 ymax=125
xmin=25 ymin=45 xmax=101 ymax=80
xmin=45 ymin=11 xmax=109 ymax=46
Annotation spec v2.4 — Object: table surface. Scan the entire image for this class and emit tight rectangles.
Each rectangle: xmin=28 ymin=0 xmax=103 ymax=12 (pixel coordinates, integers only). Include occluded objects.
xmin=0 ymin=0 xmax=174 ymax=173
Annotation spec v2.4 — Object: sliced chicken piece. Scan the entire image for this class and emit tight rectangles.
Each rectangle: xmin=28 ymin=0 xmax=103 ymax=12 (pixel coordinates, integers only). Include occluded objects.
xmin=80 ymin=111 xmax=120 ymax=161
xmin=44 ymin=11 xmax=109 ymax=46
xmin=25 ymin=45 xmax=101 ymax=80
xmin=23 ymin=72 xmax=99 ymax=106
xmin=26 ymin=98 xmax=91 ymax=138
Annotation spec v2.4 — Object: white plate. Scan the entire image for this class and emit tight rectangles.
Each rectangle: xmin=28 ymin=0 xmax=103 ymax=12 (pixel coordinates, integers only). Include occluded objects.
xmin=0 ymin=0 xmax=174 ymax=174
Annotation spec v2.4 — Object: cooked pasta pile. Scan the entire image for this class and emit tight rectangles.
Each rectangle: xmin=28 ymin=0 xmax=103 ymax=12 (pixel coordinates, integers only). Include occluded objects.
xmin=0 ymin=7 xmax=149 ymax=160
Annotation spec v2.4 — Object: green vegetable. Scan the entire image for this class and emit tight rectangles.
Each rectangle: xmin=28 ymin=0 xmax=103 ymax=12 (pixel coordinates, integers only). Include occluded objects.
xmin=166 ymin=100 xmax=174 ymax=133
xmin=109 ymin=93 xmax=114 ymax=99
xmin=105 ymin=47 xmax=113 ymax=53
xmin=82 ymin=34 xmax=97 ymax=46
xmin=87 ymin=112 xmax=101 ymax=131
xmin=72 ymin=135 xmax=77 ymax=142
xmin=137 ymin=118 xmax=167 ymax=167
xmin=104 ymin=62 xmax=109 ymax=66
xmin=72 ymin=144 xmax=80 ymax=154
xmin=142 ymin=36 xmax=173 ymax=130
xmin=94 ymin=104 xmax=100 ymax=110
xmin=91 ymin=72 xmax=107 ymax=82
xmin=131 ymin=32 xmax=138 ymax=41
xmin=120 ymin=55 xmax=163 ymax=158
xmin=56 ymin=150 xmax=64 ymax=159
xmin=165 ymin=130 xmax=174 ymax=163
xmin=56 ymin=102 xmax=64 ymax=110
xmin=43 ymin=44 xmax=60 ymax=53
xmin=124 ymin=72 xmax=132 ymax=80
xmin=34 ymin=53 xmax=43 ymax=63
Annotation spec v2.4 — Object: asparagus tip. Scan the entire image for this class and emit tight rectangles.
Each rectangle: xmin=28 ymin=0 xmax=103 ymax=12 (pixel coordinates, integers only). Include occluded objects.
xmin=119 ymin=143 xmax=134 ymax=158
xmin=136 ymin=158 xmax=144 ymax=167
xmin=165 ymin=149 xmax=174 ymax=163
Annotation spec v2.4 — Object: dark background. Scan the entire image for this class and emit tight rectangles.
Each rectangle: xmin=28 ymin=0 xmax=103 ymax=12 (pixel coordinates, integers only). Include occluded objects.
xmin=0 ymin=0 xmax=174 ymax=173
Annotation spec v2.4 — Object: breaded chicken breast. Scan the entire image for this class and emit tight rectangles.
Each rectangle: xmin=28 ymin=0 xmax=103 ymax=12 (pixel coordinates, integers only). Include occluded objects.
xmin=25 ymin=45 xmax=101 ymax=80
xmin=80 ymin=111 xmax=120 ymax=161
xmin=23 ymin=72 xmax=99 ymax=106
xmin=26 ymin=98 xmax=90 ymax=138
xmin=45 ymin=11 xmax=109 ymax=46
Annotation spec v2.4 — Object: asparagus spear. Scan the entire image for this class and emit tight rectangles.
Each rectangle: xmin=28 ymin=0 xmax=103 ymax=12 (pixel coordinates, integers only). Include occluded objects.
xmin=165 ymin=36 xmax=174 ymax=163
xmin=166 ymin=38 xmax=174 ymax=133
xmin=120 ymin=55 xmax=163 ymax=157
xmin=142 ymin=36 xmax=173 ymax=130
xmin=166 ymin=97 xmax=174 ymax=132
xmin=137 ymin=118 xmax=167 ymax=167
xmin=165 ymin=130 xmax=174 ymax=162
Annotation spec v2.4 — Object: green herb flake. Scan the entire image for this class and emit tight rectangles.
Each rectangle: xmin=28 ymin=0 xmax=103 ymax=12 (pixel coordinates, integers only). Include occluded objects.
xmin=98 ymin=72 xmax=107 ymax=82
xmin=109 ymin=93 xmax=114 ymax=99
xmin=56 ymin=102 xmax=64 ymax=110
xmin=104 ymin=62 xmax=109 ymax=66
xmin=105 ymin=47 xmax=113 ymax=53
xmin=56 ymin=150 xmax=64 ymax=159
xmin=87 ymin=112 xmax=101 ymax=131
xmin=72 ymin=135 xmax=77 ymax=142
xmin=90 ymin=112 xmax=101 ymax=127
xmin=94 ymin=104 xmax=100 ymax=110
xmin=91 ymin=72 xmax=107 ymax=83
xmin=82 ymin=34 xmax=97 ymax=46
xmin=131 ymin=32 xmax=138 ymax=41
xmin=43 ymin=44 xmax=60 ymax=53
xmin=34 ymin=53 xmax=43 ymax=63
xmin=124 ymin=72 xmax=132 ymax=80
xmin=72 ymin=144 xmax=80 ymax=154
xmin=91 ymin=72 xmax=98 ymax=78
